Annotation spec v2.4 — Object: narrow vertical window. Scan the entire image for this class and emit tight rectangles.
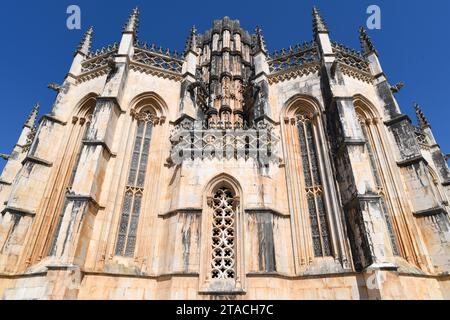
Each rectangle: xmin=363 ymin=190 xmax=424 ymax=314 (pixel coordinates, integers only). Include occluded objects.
xmin=297 ymin=115 xmax=332 ymax=257
xmin=359 ymin=118 xmax=400 ymax=256
xmin=115 ymin=111 xmax=154 ymax=257
xmin=210 ymin=187 xmax=236 ymax=280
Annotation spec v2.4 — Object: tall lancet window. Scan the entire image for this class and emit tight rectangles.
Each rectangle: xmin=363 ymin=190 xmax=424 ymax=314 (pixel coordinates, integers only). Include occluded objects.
xmin=115 ymin=110 xmax=154 ymax=257
xmin=357 ymin=115 xmax=400 ymax=256
xmin=297 ymin=114 xmax=332 ymax=257
xmin=210 ymin=187 xmax=236 ymax=280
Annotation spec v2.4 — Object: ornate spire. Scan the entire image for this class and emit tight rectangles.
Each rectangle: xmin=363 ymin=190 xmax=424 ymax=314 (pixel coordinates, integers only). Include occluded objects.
xmin=24 ymin=103 xmax=40 ymax=128
xmin=414 ymin=103 xmax=430 ymax=128
xmin=359 ymin=26 xmax=377 ymax=55
xmin=77 ymin=26 xmax=93 ymax=55
xmin=184 ymin=25 xmax=197 ymax=56
xmin=312 ymin=6 xmax=328 ymax=36
xmin=253 ymin=26 xmax=267 ymax=54
xmin=123 ymin=7 xmax=140 ymax=35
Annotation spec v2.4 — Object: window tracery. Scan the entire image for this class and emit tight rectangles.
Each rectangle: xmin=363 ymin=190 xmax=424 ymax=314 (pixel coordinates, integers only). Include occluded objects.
xmin=115 ymin=110 xmax=155 ymax=257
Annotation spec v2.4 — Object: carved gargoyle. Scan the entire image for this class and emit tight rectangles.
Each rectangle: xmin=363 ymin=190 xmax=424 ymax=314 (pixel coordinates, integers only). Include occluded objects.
xmin=390 ymin=82 xmax=404 ymax=94
xmin=0 ymin=153 xmax=10 ymax=160
xmin=48 ymin=83 xmax=62 ymax=93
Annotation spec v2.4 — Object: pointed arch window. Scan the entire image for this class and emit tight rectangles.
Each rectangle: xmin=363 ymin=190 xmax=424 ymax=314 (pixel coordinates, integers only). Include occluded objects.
xmin=297 ymin=114 xmax=332 ymax=257
xmin=357 ymin=115 xmax=400 ymax=256
xmin=115 ymin=110 xmax=155 ymax=257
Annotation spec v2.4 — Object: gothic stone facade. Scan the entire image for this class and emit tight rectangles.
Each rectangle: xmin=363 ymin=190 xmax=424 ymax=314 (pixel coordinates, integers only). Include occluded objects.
xmin=0 ymin=8 xmax=449 ymax=300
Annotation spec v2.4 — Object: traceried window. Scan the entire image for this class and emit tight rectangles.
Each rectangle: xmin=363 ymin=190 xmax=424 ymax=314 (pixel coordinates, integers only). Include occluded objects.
xmin=210 ymin=187 xmax=236 ymax=280
xmin=297 ymin=114 xmax=332 ymax=257
xmin=115 ymin=111 xmax=154 ymax=257
xmin=358 ymin=117 xmax=400 ymax=256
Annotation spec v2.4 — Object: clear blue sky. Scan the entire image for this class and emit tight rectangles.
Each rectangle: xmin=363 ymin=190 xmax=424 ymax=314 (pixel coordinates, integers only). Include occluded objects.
xmin=0 ymin=0 xmax=449 ymax=171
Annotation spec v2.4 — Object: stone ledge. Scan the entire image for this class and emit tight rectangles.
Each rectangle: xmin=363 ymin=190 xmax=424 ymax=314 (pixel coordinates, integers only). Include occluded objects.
xmin=245 ymin=208 xmax=289 ymax=218
xmin=397 ymin=155 xmax=426 ymax=167
xmin=21 ymin=155 xmax=53 ymax=167
xmin=40 ymin=114 xmax=67 ymax=126
xmin=159 ymin=208 xmax=202 ymax=218
xmin=1 ymin=206 xmax=36 ymax=217
xmin=66 ymin=194 xmax=103 ymax=210
xmin=413 ymin=206 xmax=447 ymax=217
xmin=198 ymin=288 xmax=246 ymax=296
xmin=82 ymin=139 xmax=116 ymax=157
xmin=383 ymin=113 xmax=411 ymax=126
xmin=0 ymin=179 xmax=12 ymax=186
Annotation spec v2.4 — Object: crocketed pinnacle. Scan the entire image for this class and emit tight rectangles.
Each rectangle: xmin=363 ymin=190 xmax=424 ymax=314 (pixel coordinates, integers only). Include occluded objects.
xmin=184 ymin=25 xmax=197 ymax=56
xmin=123 ymin=7 xmax=140 ymax=35
xmin=313 ymin=6 xmax=328 ymax=36
xmin=24 ymin=103 xmax=40 ymax=128
xmin=414 ymin=103 xmax=430 ymax=128
xmin=77 ymin=26 xmax=93 ymax=55
xmin=359 ymin=26 xmax=377 ymax=55
xmin=254 ymin=25 xmax=267 ymax=54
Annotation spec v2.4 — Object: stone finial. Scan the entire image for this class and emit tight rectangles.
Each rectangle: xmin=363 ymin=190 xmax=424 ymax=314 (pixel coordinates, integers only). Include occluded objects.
xmin=414 ymin=103 xmax=430 ymax=128
xmin=253 ymin=26 xmax=267 ymax=54
xmin=123 ymin=7 xmax=140 ymax=35
xmin=359 ymin=26 xmax=377 ymax=55
xmin=77 ymin=26 xmax=94 ymax=55
xmin=312 ymin=6 xmax=328 ymax=36
xmin=184 ymin=25 xmax=197 ymax=56
xmin=24 ymin=103 xmax=40 ymax=128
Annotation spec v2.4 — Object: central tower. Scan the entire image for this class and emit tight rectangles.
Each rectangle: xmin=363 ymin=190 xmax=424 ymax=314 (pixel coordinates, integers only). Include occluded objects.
xmin=181 ymin=17 xmax=271 ymax=128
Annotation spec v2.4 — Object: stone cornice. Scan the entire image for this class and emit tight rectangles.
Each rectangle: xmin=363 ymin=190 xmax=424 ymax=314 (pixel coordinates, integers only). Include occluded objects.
xmin=268 ymin=62 xmax=320 ymax=84
xmin=129 ymin=62 xmax=183 ymax=82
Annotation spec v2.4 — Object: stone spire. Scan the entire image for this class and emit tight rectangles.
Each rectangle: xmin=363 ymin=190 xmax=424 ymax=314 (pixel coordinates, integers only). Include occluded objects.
xmin=24 ymin=103 xmax=39 ymax=129
xmin=123 ymin=7 xmax=140 ymax=35
xmin=77 ymin=26 xmax=94 ymax=55
xmin=184 ymin=25 xmax=197 ymax=56
xmin=253 ymin=26 xmax=267 ymax=54
xmin=359 ymin=26 xmax=377 ymax=55
xmin=415 ymin=103 xmax=430 ymax=128
xmin=312 ymin=6 xmax=328 ymax=37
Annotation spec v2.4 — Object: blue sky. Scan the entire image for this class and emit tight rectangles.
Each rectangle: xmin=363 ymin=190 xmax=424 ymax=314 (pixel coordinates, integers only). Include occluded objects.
xmin=0 ymin=0 xmax=449 ymax=171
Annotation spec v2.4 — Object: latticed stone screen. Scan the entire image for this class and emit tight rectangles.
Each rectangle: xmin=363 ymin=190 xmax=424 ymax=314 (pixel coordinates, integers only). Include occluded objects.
xmin=210 ymin=187 xmax=236 ymax=280
xmin=115 ymin=111 xmax=154 ymax=257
